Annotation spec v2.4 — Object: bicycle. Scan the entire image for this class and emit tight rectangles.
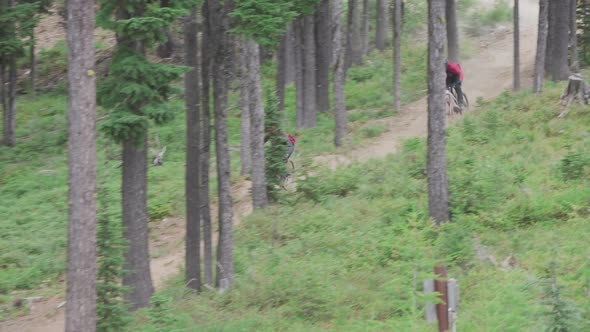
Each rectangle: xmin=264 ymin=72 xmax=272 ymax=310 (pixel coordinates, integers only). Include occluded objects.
xmin=279 ymin=158 xmax=296 ymax=190
xmin=446 ymin=86 xmax=469 ymax=117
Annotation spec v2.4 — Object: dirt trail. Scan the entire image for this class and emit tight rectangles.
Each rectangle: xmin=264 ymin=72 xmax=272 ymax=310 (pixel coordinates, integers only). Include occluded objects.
xmin=0 ymin=1 xmax=538 ymax=331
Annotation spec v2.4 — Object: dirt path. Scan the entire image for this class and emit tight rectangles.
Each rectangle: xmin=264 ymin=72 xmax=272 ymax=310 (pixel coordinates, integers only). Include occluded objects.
xmin=0 ymin=1 xmax=538 ymax=331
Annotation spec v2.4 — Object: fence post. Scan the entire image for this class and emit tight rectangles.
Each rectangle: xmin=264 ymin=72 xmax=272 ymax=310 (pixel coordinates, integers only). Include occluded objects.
xmin=434 ymin=265 xmax=449 ymax=332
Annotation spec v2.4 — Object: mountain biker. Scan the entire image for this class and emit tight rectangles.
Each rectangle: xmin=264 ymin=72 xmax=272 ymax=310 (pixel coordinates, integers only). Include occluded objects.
xmin=264 ymin=131 xmax=297 ymax=162
xmin=445 ymin=59 xmax=465 ymax=107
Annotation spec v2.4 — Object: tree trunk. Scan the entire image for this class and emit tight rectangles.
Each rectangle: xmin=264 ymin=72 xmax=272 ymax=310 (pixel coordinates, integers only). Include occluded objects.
xmin=361 ymin=0 xmax=370 ymax=56
xmin=545 ymin=0 xmax=554 ymax=72
xmin=331 ymin=0 xmax=343 ymax=66
xmin=122 ymin=134 xmax=154 ymax=310
xmin=514 ymin=0 xmax=520 ymax=91
xmin=303 ymin=15 xmax=317 ymax=128
xmin=316 ymin=0 xmax=331 ymax=113
xmin=570 ymin=0 xmax=580 ymax=72
xmin=285 ymin=24 xmax=296 ymax=83
xmin=334 ymin=0 xmax=347 ymax=147
xmin=210 ymin=0 xmax=234 ymax=291
xmin=184 ymin=7 xmax=201 ymax=292
xmin=1 ymin=65 xmax=6 ymax=113
xmin=30 ymin=32 xmax=36 ymax=94
xmin=200 ymin=2 xmax=213 ymax=286
xmin=549 ymin=0 xmax=570 ymax=81
xmin=533 ymin=0 xmax=549 ymax=93
xmin=427 ymin=0 xmax=451 ymax=225
xmin=393 ymin=0 xmax=402 ymax=110
xmin=446 ymin=0 xmax=460 ymax=62
xmin=294 ymin=18 xmax=305 ymax=129
xmin=157 ymin=0 xmax=175 ymax=58
xmin=65 ymin=0 xmax=97 ymax=329
xmin=375 ymin=0 xmax=389 ymax=51
xmin=246 ymin=40 xmax=268 ymax=209
xmin=239 ymin=40 xmax=252 ymax=176
xmin=2 ymin=59 xmax=16 ymax=147
xmin=345 ymin=0 xmax=363 ymax=68
xmin=276 ymin=31 xmax=287 ymax=112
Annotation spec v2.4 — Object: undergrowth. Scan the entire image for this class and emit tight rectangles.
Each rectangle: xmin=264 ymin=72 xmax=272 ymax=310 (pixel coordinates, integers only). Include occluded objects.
xmin=128 ymin=84 xmax=590 ymax=331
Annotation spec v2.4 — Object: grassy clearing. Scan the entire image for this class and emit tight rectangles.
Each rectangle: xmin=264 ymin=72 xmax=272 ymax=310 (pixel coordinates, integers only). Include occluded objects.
xmin=128 ymin=84 xmax=590 ymax=331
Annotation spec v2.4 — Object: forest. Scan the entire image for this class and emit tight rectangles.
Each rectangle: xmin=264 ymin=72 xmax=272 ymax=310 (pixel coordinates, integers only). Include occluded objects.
xmin=1 ymin=0 xmax=590 ymax=331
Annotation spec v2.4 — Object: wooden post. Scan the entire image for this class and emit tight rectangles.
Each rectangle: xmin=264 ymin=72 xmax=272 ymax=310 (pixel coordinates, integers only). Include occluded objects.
xmin=448 ymin=278 xmax=459 ymax=332
xmin=434 ymin=265 xmax=449 ymax=332
xmin=423 ymin=279 xmax=437 ymax=323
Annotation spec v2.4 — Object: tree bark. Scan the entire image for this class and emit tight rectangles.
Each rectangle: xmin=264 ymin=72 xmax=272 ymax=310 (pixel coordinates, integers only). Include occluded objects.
xmin=157 ymin=0 xmax=175 ymax=58
xmin=122 ymin=134 xmax=154 ymax=310
xmin=316 ymin=0 xmax=331 ymax=113
xmin=545 ymin=0 xmax=554 ymax=72
xmin=548 ymin=0 xmax=570 ymax=81
xmin=200 ymin=1 xmax=213 ymax=286
xmin=393 ymin=0 xmax=402 ymax=110
xmin=446 ymin=0 xmax=460 ymax=62
xmin=331 ymin=0 xmax=343 ymax=66
xmin=246 ymin=40 xmax=268 ymax=209
xmin=345 ymin=0 xmax=363 ymax=68
xmin=375 ymin=0 xmax=389 ymax=51
xmin=239 ymin=40 xmax=252 ymax=176
xmin=533 ymin=0 xmax=548 ymax=93
xmin=285 ymin=24 xmax=296 ymax=83
xmin=65 ymin=0 xmax=97 ymax=329
xmin=276 ymin=31 xmax=287 ymax=112
xmin=1 ymin=65 xmax=6 ymax=113
xmin=184 ymin=7 xmax=201 ymax=292
xmin=514 ymin=0 xmax=520 ymax=91
xmin=2 ymin=59 xmax=16 ymax=147
xmin=570 ymin=0 xmax=580 ymax=72
xmin=209 ymin=0 xmax=234 ymax=291
xmin=303 ymin=15 xmax=317 ymax=128
xmin=361 ymin=0 xmax=370 ymax=56
xmin=334 ymin=0 xmax=347 ymax=147
xmin=427 ymin=0 xmax=451 ymax=225
xmin=30 ymin=32 xmax=36 ymax=94
xmin=294 ymin=18 xmax=305 ymax=129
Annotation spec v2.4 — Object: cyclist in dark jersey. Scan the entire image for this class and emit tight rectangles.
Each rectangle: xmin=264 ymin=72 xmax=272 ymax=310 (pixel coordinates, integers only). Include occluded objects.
xmin=445 ymin=60 xmax=465 ymax=106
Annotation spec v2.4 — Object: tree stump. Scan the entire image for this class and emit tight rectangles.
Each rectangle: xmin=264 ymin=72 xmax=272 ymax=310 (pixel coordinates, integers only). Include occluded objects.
xmin=558 ymin=74 xmax=589 ymax=117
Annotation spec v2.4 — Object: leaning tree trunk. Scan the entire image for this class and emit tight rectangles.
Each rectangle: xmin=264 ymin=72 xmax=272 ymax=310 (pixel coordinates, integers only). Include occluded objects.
xmin=361 ymin=0 xmax=370 ymax=56
xmin=375 ymin=0 xmax=389 ymax=51
xmin=246 ymin=40 xmax=268 ymax=209
xmin=533 ymin=0 xmax=549 ymax=93
xmin=294 ymin=18 xmax=305 ymax=129
xmin=345 ymin=0 xmax=363 ymax=68
xmin=393 ymin=0 xmax=402 ymax=110
xmin=65 ymin=0 xmax=97 ymax=329
xmin=334 ymin=0 xmax=347 ymax=147
xmin=427 ymin=0 xmax=451 ymax=225
xmin=122 ymin=133 xmax=154 ymax=310
xmin=3 ymin=59 xmax=17 ymax=147
xmin=200 ymin=1 xmax=213 ymax=286
xmin=184 ymin=7 xmax=201 ymax=292
xmin=446 ymin=0 xmax=460 ymax=62
xmin=548 ymin=0 xmax=570 ymax=81
xmin=514 ymin=0 xmax=520 ymax=91
xmin=315 ymin=0 xmax=331 ymax=113
xmin=303 ymin=15 xmax=317 ymax=128
xmin=210 ymin=0 xmax=234 ymax=291
xmin=239 ymin=40 xmax=252 ymax=176
xmin=570 ymin=0 xmax=580 ymax=72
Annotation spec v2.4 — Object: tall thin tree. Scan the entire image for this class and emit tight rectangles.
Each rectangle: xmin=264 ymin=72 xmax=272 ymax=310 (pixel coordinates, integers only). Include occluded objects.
xmin=446 ymin=0 xmax=459 ymax=62
xmin=65 ymin=0 xmax=97 ymax=329
xmin=548 ymin=0 xmax=571 ymax=81
xmin=533 ymin=0 xmax=549 ymax=93
xmin=184 ymin=6 xmax=201 ymax=292
xmin=514 ymin=0 xmax=520 ymax=91
xmin=208 ymin=0 xmax=235 ymax=291
xmin=375 ymin=0 xmax=389 ymax=51
xmin=345 ymin=0 xmax=363 ymax=68
xmin=427 ymin=0 xmax=451 ymax=225
xmin=316 ymin=0 xmax=331 ymax=113
xmin=334 ymin=0 xmax=346 ymax=146
xmin=361 ymin=0 xmax=370 ymax=56
xmin=393 ymin=0 xmax=402 ymax=110
xmin=570 ymin=0 xmax=580 ymax=72
xmin=239 ymin=40 xmax=252 ymax=176
xmin=303 ymin=15 xmax=317 ymax=128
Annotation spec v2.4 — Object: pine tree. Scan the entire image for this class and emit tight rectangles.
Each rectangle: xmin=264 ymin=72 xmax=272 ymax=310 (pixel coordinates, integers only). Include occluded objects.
xmin=97 ymin=0 xmax=187 ymax=310
xmin=264 ymin=87 xmax=287 ymax=201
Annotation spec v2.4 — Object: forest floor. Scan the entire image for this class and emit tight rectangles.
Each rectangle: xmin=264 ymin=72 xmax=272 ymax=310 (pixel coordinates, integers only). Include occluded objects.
xmin=0 ymin=0 xmax=539 ymax=331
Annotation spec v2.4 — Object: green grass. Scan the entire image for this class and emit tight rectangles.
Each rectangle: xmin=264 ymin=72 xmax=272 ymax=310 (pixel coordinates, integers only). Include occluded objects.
xmin=127 ymin=84 xmax=590 ymax=331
